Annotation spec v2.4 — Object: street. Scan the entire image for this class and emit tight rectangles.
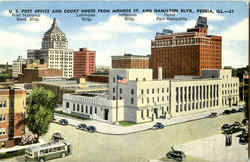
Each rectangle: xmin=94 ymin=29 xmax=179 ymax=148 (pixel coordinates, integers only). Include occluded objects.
xmin=4 ymin=113 xmax=246 ymax=162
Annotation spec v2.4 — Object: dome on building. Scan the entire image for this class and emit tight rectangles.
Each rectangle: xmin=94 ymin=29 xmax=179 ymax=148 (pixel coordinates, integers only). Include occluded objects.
xmin=44 ymin=18 xmax=64 ymax=35
xmin=41 ymin=18 xmax=68 ymax=49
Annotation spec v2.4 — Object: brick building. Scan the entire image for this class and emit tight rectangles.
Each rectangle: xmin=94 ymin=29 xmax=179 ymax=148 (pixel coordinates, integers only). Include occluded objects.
xmin=151 ymin=16 xmax=222 ymax=79
xmin=74 ymin=48 xmax=96 ymax=78
xmin=22 ymin=62 xmax=63 ymax=83
xmin=0 ymin=83 xmax=26 ymax=148
xmin=112 ymin=54 xmax=150 ymax=69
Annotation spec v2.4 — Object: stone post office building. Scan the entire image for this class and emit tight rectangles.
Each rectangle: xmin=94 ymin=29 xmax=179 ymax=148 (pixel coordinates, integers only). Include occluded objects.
xmin=63 ymin=68 xmax=239 ymax=123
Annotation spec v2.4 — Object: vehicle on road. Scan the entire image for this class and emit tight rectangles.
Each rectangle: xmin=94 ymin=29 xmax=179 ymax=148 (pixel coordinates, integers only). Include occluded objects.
xmin=222 ymin=110 xmax=231 ymax=115
xmin=166 ymin=146 xmax=186 ymax=162
xmin=239 ymin=134 xmax=248 ymax=145
xmin=208 ymin=112 xmax=217 ymax=118
xmin=231 ymin=109 xmax=237 ymax=113
xmin=238 ymin=107 xmax=244 ymax=112
xmin=152 ymin=122 xmax=165 ymax=130
xmin=221 ymin=124 xmax=232 ymax=131
xmin=51 ymin=132 xmax=64 ymax=142
xmin=76 ymin=123 xmax=87 ymax=131
xmin=87 ymin=126 xmax=96 ymax=133
xmin=25 ymin=140 xmax=72 ymax=162
xmin=59 ymin=119 xmax=68 ymax=126
xmin=242 ymin=119 xmax=248 ymax=126
xmin=221 ymin=122 xmax=243 ymax=134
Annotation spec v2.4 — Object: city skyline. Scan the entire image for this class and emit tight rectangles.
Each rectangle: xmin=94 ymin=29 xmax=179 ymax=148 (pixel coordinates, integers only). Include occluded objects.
xmin=0 ymin=1 xmax=248 ymax=68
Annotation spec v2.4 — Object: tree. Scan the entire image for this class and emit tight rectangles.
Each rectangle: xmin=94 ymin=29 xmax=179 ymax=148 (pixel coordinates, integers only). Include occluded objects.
xmin=26 ymin=87 xmax=56 ymax=138
xmin=244 ymin=95 xmax=249 ymax=119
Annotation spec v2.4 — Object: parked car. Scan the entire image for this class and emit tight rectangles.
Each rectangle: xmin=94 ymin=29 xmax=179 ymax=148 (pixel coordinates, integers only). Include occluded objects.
xmin=242 ymin=119 xmax=248 ymax=126
xmin=87 ymin=126 xmax=96 ymax=133
xmin=222 ymin=110 xmax=231 ymax=115
xmin=59 ymin=119 xmax=68 ymax=125
xmin=152 ymin=122 xmax=165 ymax=130
xmin=51 ymin=132 xmax=64 ymax=142
xmin=222 ymin=122 xmax=242 ymax=134
xmin=166 ymin=146 xmax=186 ymax=162
xmin=76 ymin=123 xmax=87 ymax=131
xmin=239 ymin=134 xmax=248 ymax=145
xmin=231 ymin=109 xmax=237 ymax=113
xmin=221 ymin=124 xmax=232 ymax=131
xmin=238 ymin=107 xmax=244 ymax=112
xmin=208 ymin=112 xmax=217 ymax=118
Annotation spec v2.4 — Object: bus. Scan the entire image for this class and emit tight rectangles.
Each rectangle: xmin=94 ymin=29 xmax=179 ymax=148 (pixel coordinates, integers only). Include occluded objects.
xmin=25 ymin=140 xmax=72 ymax=162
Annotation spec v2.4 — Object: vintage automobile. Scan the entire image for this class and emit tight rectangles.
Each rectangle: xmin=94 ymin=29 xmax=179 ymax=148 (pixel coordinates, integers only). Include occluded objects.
xmin=208 ymin=112 xmax=217 ymax=118
xmin=76 ymin=123 xmax=88 ymax=131
xmin=152 ymin=122 xmax=165 ymax=130
xmin=166 ymin=146 xmax=186 ymax=162
xmin=87 ymin=126 xmax=96 ymax=133
xmin=59 ymin=119 xmax=69 ymax=126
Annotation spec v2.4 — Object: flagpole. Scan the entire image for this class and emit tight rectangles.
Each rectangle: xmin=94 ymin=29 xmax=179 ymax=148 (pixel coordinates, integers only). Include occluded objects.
xmin=116 ymin=74 xmax=119 ymax=124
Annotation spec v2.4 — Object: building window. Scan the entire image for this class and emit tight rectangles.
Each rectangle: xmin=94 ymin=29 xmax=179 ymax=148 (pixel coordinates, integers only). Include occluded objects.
xmin=86 ymin=106 xmax=88 ymax=113
xmin=157 ymin=97 xmax=159 ymax=102
xmin=73 ymin=104 xmax=75 ymax=111
xmin=180 ymin=104 xmax=183 ymax=112
xmin=120 ymin=88 xmax=122 ymax=94
xmin=120 ymin=97 xmax=122 ymax=100
xmin=113 ymin=96 xmax=115 ymax=100
xmin=141 ymin=110 xmax=144 ymax=119
xmin=152 ymin=88 xmax=154 ymax=94
xmin=147 ymin=97 xmax=149 ymax=104
xmin=157 ymin=88 xmax=160 ymax=94
xmin=77 ymin=104 xmax=79 ymax=111
xmin=131 ymin=89 xmax=134 ymax=95
xmin=113 ymin=77 xmax=115 ymax=83
xmin=0 ymin=115 xmax=5 ymax=121
xmin=162 ymin=88 xmax=164 ymax=93
xmin=162 ymin=96 xmax=164 ymax=102
xmin=147 ymin=89 xmax=149 ymax=94
xmin=113 ymin=88 xmax=115 ymax=93
xmin=176 ymin=105 xmax=179 ymax=112
xmin=95 ymin=107 xmax=97 ymax=114
xmin=176 ymin=87 xmax=179 ymax=102
xmin=3 ymin=101 xmax=6 ymax=107
xmin=192 ymin=103 xmax=195 ymax=110
xmin=90 ymin=106 xmax=92 ymax=114
xmin=66 ymin=102 xmax=69 ymax=108
xmin=184 ymin=104 xmax=186 ymax=111
xmin=147 ymin=109 xmax=149 ymax=117
xmin=81 ymin=105 xmax=83 ymax=112
xmin=141 ymin=89 xmax=144 ymax=95
xmin=131 ymin=98 xmax=134 ymax=104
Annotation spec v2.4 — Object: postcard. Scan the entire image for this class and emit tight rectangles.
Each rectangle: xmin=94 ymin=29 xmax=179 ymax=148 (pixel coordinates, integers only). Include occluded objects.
xmin=0 ymin=1 xmax=248 ymax=162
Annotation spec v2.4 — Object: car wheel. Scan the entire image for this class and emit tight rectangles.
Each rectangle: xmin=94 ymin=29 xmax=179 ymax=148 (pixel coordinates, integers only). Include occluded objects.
xmin=166 ymin=153 xmax=172 ymax=159
xmin=40 ymin=158 xmax=45 ymax=162
xmin=62 ymin=152 xmax=66 ymax=158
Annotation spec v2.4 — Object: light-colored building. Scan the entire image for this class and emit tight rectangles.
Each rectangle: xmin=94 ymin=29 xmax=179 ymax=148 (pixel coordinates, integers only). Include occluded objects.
xmin=12 ymin=56 xmax=31 ymax=78
xmin=63 ymin=93 xmax=124 ymax=123
xmin=27 ymin=18 xmax=74 ymax=78
xmin=108 ymin=68 xmax=239 ymax=123
xmin=63 ymin=68 xmax=239 ymax=123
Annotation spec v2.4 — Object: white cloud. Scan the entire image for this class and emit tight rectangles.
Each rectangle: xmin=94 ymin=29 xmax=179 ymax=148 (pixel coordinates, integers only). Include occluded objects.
xmin=0 ymin=29 xmax=40 ymax=64
xmin=72 ymin=14 xmax=150 ymax=41
xmin=133 ymin=12 xmax=168 ymax=25
xmin=222 ymin=18 xmax=248 ymax=41
xmin=168 ymin=19 xmax=196 ymax=32
xmin=15 ymin=15 xmax=54 ymax=32
xmin=200 ymin=12 xmax=225 ymax=21
xmin=1 ymin=9 xmax=13 ymax=17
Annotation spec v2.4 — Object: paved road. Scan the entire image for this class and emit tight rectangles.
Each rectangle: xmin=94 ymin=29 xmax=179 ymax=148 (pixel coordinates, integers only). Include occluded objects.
xmin=4 ymin=113 xmax=246 ymax=162
xmin=54 ymin=106 xmax=242 ymax=135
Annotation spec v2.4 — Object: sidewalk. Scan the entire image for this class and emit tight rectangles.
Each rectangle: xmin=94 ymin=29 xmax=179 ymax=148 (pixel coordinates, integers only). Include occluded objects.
xmin=0 ymin=138 xmax=46 ymax=154
xmin=55 ymin=106 xmax=242 ymax=135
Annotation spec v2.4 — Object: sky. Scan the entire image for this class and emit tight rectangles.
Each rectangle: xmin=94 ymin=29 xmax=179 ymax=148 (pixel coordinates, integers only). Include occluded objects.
xmin=0 ymin=1 xmax=248 ymax=68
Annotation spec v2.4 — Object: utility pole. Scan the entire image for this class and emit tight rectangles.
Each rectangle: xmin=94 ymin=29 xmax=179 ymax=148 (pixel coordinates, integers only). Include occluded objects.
xmin=116 ymin=74 xmax=119 ymax=124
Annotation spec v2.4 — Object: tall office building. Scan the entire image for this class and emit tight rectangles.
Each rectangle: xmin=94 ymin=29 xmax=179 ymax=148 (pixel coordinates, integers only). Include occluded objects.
xmin=73 ymin=48 xmax=96 ymax=78
xmin=27 ymin=18 xmax=74 ymax=78
xmin=151 ymin=16 xmax=222 ymax=79
xmin=112 ymin=54 xmax=150 ymax=69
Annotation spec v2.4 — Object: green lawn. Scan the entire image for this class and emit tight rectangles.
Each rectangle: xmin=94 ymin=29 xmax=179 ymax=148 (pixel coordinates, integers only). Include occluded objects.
xmin=118 ymin=121 xmax=137 ymax=126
